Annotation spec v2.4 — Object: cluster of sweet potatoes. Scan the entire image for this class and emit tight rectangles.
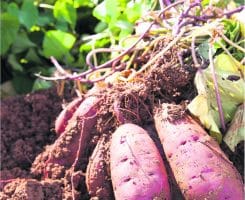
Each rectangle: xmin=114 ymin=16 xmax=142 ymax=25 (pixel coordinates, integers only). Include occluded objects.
xmin=42 ymin=91 xmax=244 ymax=200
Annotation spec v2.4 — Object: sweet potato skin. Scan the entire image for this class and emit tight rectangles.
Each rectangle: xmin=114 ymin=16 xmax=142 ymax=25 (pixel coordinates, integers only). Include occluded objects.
xmin=154 ymin=103 xmax=244 ymax=200
xmin=45 ymin=96 xmax=100 ymax=176
xmin=55 ymin=98 xmax=83 ymax=135
xmin=86 ymin=135 xmax=113 ymax=199
xmin=110 ymin=123 xmax=170 ymax=200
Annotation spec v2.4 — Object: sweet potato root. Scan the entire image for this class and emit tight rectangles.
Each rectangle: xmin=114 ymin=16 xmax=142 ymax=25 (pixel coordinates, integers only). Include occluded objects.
xmin=45 ymin=96 xmax=100 ymax=177
xmin=154 ymin=103 xmax=244 ymax=199
xmin=55 ymin=98 xmax=83 ymax=135
xmin=86 ymin=135 xmax=113 ymax=199
xmin=110 ymin=123 xmax=170 ymax=200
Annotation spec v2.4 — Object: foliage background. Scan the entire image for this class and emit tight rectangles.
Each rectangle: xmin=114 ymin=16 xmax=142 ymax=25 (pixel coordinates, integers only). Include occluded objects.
xmin=1 ymin=0 xmax=154 ymax=95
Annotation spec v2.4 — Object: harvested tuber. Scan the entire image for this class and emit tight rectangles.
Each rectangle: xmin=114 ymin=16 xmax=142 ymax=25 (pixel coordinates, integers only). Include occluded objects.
xmin=110 ymin=123 xmax=170 ymax=200
xmin=45 ymin=96 xmax=100 ymax=178
xmin=86 ymin=135 xmax=113 ymax=199
xmin=55 ymin=98 xmax=83 ymax=135
xmin=154 ymin=103 xmax=244 ymax=200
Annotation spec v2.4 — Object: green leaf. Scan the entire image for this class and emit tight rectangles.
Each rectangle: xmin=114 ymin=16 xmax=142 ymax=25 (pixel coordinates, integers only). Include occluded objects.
xmin=126 ymin=0 xmax=151 ymax=23
xmin=93 ymin=1 xmax=109 ymax=23
xmin=197 ymin=40 xmax=210 ymax=60
xmin=32 ymin=79 xmax=53 ymax=91
xmin=93 ymin=0 xmax=124 ymax=23
xmin=12 ymin=74 xmax=33 ymax=94
xmin=37 ymin=12 xmax=54 ymax=26
xmin=222 ymin=19 xmax=240 ymax=42
xmin=232 ymin=10 xmax=245 ymax=37
xmin=94 ymin=22 xmax=108 ymax=33
xmin=7 ymin=3 xmax=19 ymax=18
xmin=29 ymin=66 xmax=55 ymax=76
xmin=79 ymin=38 xmax=110 ymax=52
xmin=25 ymin=48 xmax=42 ymax=64
xmin=53 ymin=0 xmax=77 ymax=29
xmin=188 ymin=53 xmax=245 ymax=143
xmin=8 ymin=54 xmax=23 ymax=72
xmin=201 ymin=0 xmax=210 ymax=6
xmin=0 ymin=13 xmax=20 ymax=55
xmin=209 ymin=0 xmax=230 ymax=8
xmin=19 ymin=0 xmax=38 ymax=29
xmin=224 ymin=104 xmax=244 ymax=152
xmin=43 ymin=30 xmax=76 ymax=61
xmin=55 ymin=20 xmax=69 ymax=32
xmin=11 ymin=32 xmax=36 ymax=54
xmin=74 ymin=0 xmax=95 ymax=8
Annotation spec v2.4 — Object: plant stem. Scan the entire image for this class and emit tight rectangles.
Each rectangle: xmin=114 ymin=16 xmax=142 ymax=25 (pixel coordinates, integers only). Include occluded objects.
xmin=39 ymin=3 xmax=54 ymax=9
xmin=208 ymin=47 xmax=226 ymax=132
xmin=50 ymin=56 xmax=71 ymax=77
xmin=191 ymin=36 xmax=200 ymax=68
xmin=218 ymin=31 xmax=245 ymax=53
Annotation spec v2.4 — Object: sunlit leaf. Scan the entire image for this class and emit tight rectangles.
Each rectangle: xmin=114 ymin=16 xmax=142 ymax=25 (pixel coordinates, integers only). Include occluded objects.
xmin=53 ymin=0 xmax=77 ymax=29
xmin=43 ymin=30 xmax=76 ymax=61
xmin=79 ymin=38 xmax=110 ymax=52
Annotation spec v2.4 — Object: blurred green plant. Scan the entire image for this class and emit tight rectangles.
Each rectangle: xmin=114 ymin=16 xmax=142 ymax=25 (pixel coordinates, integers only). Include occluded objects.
xmin=1 ymin=0 xmax=154 ymax=94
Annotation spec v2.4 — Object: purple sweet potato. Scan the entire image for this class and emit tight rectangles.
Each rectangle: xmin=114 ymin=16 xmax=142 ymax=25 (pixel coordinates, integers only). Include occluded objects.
xmin=45 ymin=96 xmax=100 ymax=177
xmin=86 ymin=135 xmax=113 ymax=199
xmin=55 ymin=98 xmax=83 ymax=135
xmin=154 ymin=103 xmax=244 ymax=200
xmin=110 ymin=123 xmax=170 ymax=200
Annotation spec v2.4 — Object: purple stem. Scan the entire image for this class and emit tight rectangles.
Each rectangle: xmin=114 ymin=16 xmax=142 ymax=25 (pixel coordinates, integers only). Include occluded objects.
xmin=185 ymin=5 xmax=244 ymax=21
xmin=175 ymin=20 xmax=197 ymax=34
xmin=177 ymin=52 xmax=184 ymax=66
xmin=50 ymin=56 xmax=69 ymax=76
xmin=208 ymin=47 xmax=226 ymax=132
xmin=183 ymin=14 xmax=213 ymax=22
xmin=86 ymin=48 xmax=124 ymax=69
xmin=178 ymin=2 xmax=201 ymax=25
xmin=224 ymin=6 xmax=244 ymax=18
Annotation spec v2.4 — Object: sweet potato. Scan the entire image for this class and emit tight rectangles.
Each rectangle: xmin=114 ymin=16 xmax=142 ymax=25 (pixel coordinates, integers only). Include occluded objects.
xmin=110 ymin=123 xmax=170 ymax=200
xmin=45 ymin=96 xmax=100 ymax=177
xmin=86 ymin=135 xmax=113 ymax=199
xmin=154 ymin=103 xmax=244 ymax=199
xmin=55 ymin=98 xmax=83 ymax=135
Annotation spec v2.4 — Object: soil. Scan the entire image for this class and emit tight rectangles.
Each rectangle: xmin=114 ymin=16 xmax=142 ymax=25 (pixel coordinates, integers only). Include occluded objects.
xmin=0 ymin=87 xmax=77 ymax=199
